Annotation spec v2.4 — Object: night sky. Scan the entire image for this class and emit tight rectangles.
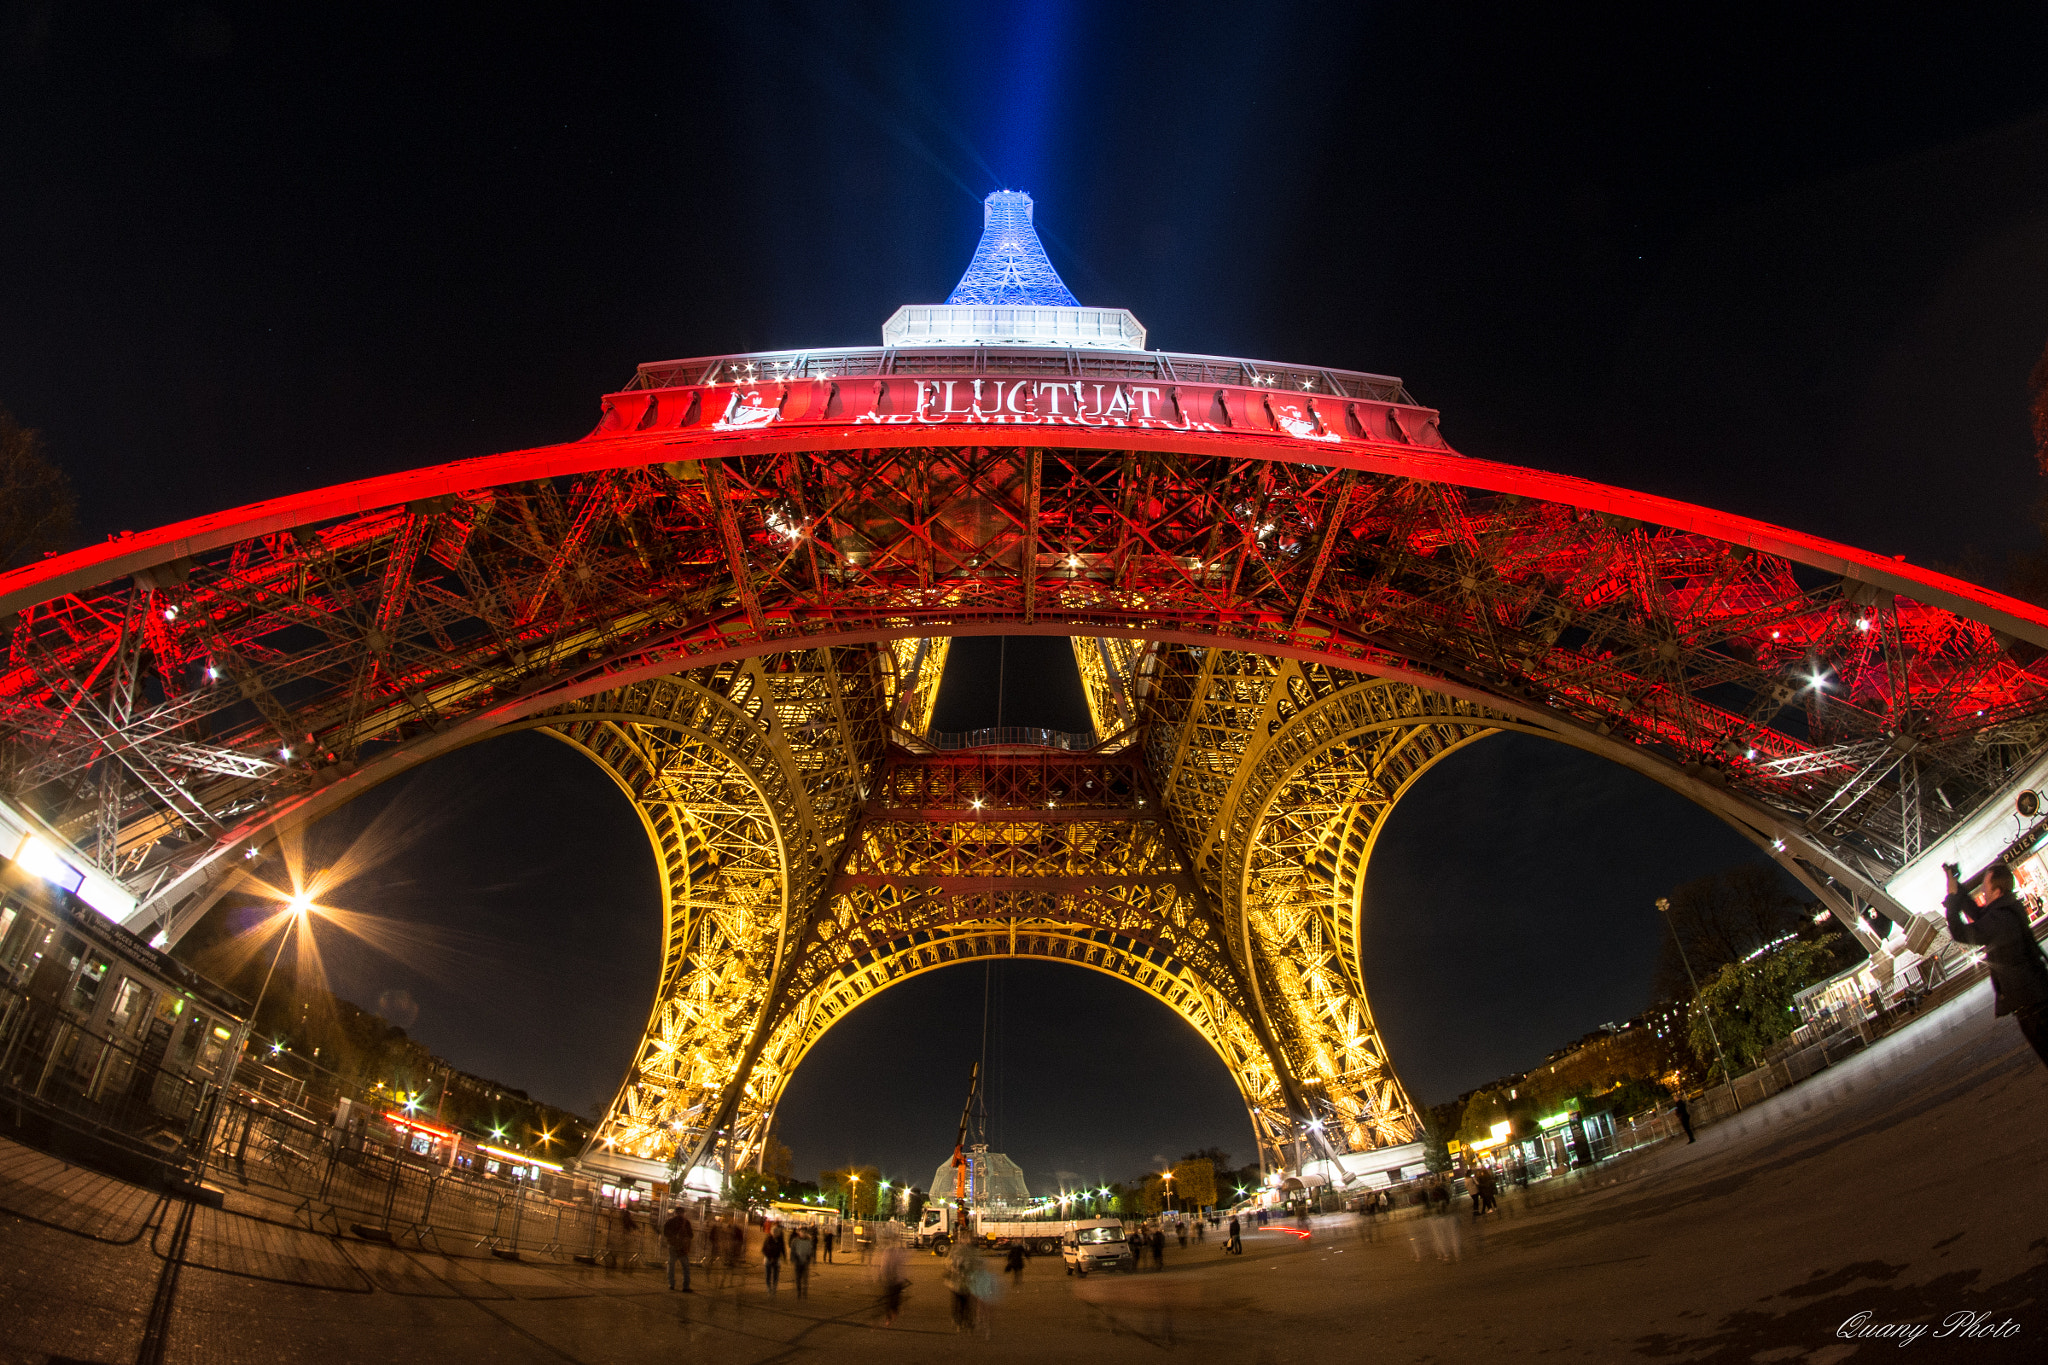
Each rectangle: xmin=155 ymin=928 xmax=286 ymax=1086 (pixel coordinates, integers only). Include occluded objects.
xmin=7 ymin=3 xmax=2048 ymax=1188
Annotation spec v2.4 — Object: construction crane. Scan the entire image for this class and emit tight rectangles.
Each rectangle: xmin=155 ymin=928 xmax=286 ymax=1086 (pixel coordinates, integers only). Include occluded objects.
xmin=951 ymin=1061 xmax=981 ymax=1206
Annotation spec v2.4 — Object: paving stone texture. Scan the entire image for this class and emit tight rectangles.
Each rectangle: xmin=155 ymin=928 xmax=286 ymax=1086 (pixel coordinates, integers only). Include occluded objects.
xmin=3 ymin=978 xmax=2044 ymax=1364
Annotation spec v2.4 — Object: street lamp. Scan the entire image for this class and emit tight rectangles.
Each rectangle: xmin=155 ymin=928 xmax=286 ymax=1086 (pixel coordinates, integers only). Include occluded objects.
xmin=200 ymin=890 xmax=314 ymax=1183
xmin=254 ymin=893 xmax=314 ymax=1017
xmin=1657 ymin=896 xmax=1741 ymax=1112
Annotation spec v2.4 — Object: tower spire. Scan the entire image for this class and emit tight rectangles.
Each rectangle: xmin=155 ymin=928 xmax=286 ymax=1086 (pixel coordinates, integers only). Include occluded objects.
xmin=945 ymin=191 xmax=1081 ymax=307
xmin=881 ymin=191 xmax=1144 ymax=349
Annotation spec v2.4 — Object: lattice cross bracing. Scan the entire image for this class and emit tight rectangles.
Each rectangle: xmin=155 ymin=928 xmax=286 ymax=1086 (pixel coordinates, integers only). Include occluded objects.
xmin=944 ymin=191 xmax=1082 ymax=308
xmin=6 ymin=194 xmax=2048 ymax=1186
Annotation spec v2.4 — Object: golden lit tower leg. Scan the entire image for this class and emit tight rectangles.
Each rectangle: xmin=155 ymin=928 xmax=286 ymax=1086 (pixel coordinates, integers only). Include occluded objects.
xmin=1071 ymin=636 xmax=1150 ymax=745
xmin=1144 ymin=647 xmax=1507 ymax=1159
xmin=886 ymin=637 xmax=953 ymax=740
xmin=554 ymin=648 xmax=885 ymax=1175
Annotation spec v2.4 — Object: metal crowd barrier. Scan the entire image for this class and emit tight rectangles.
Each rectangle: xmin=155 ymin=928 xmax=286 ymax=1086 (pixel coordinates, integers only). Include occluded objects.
xmin=0 ymin=978 xmax=224 ymax=1171
xmin=207 ymin=1094 xmax=669 ymax=1267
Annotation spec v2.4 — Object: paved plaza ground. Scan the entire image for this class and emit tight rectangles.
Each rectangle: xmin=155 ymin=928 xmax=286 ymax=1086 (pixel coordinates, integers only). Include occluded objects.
xmin=4 ymin=977 xmax=2046 ymax=1364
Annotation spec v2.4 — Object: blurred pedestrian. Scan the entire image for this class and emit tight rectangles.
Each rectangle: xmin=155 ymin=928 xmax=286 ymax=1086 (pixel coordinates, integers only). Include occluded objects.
xmin=1005 ymin=1241 xmax=1026 ymax=1287
xmin=704 ymin=1220 xmax=721 ymax=1286
xmin=1426 ymin=1195 xmax=1463 ymax=1263
xmin=1225 ymin=1214 xmax=1242 ymax=1255
xmin=876 ymin=1239 xmax=908 ymax=1326
xmin=823 ymin=1228 xmax=835 ymax=1263
xmin=1176 ymin=1220 xmax=1188 ymax=1248
xmin=724 ymin=1218 xmax=745 ymax=1282
xmin=1149 ymin=1226 xmax=1165 ymax=1270
xmin=946 ymin=1237 xmax=983 ymax=1333
xmin=1195 ymin=1217 xmax=1206 ymax=1243
xmin=1472 ymin=1169 xmax=1498 ymax=1218
xmin=662 ymin=1205 xmax=694 ymax=1292
xmin=1945 ymin=862 xmax=2048 ymax=1067
xmin=762 ymin=1222 xmax=785 ymax=1294
xmin=1675 ymin=1096 xmax=1695 ymax=1143
xmin=790 ymin=1225 xmax=815 ymax=1298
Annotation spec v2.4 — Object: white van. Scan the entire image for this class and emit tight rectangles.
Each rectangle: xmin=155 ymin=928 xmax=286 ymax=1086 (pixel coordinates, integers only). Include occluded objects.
xmin=1061 ymin=1218 xmax=1133 ymax=1275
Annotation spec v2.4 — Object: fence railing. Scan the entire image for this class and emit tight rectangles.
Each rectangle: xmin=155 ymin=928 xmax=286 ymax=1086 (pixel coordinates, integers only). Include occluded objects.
xmin=926 ymin=726 xmax=1097 ymax=751
xmin=209 ymin=1095 xmax=673 ymax=1267
xmin=0 ymin=978 xmax=224 ymax=1171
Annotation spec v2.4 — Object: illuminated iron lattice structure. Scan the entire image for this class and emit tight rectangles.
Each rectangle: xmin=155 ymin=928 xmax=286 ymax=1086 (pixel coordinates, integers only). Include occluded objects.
xmin=943 ymin=191 xmax=1080 ymax=307
xmin=6 ymin=196 xmax=2048 ymax=1178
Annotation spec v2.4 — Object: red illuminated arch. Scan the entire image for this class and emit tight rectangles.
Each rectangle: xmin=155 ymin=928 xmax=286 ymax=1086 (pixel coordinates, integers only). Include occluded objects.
xmin=4 ymin=347 xmax=2044 ymax=942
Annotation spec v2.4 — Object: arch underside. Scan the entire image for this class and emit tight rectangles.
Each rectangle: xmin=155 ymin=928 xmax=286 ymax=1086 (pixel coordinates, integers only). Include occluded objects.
xmin=9 ymin=436 xmax=2045 ymax=944
xmin=557 ymin=646 xmax=1524 ymax=1175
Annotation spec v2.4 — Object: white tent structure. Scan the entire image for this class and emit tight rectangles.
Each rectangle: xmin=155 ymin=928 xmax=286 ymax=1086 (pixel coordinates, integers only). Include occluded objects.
xmin=927 ymin=1144 xmax=1030 ymax=1209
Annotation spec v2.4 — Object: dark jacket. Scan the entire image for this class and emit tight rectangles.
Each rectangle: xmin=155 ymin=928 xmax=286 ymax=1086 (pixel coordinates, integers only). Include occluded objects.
xmin=1943 ymin=889 xmax=2048 ymax=1015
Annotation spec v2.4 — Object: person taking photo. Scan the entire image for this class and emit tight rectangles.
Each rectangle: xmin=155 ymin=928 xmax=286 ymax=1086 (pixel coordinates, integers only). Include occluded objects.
xmin=1943 ymin=861 xmax=2048 ymax=1068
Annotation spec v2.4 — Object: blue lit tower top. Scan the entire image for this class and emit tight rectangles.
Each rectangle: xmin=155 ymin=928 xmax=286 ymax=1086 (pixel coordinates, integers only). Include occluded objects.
xmin=882 ymin=192 xmax=1146 ymax=350
xmin=944 ymin=192 xmax=1081 ymax=307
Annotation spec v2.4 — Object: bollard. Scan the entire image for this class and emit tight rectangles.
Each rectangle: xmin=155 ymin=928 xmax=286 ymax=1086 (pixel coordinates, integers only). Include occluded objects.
xmin=414 ymin=1172 xmax=439 ymax=1246
xmin=232 ymin=1103 xmax=256 ymax=1172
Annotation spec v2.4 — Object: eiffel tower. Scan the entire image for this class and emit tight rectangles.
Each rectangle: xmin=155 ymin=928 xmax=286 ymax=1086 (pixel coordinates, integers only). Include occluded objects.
xmin=6 ymin=192 xmax=2047 ymax=1199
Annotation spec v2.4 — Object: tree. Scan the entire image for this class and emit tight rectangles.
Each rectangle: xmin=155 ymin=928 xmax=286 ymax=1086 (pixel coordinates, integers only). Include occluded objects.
xmin=1420 ymin=1102 xmax=1462 ymax=1173
xmin=1653 ymin=865 xmax=1815 ymax=1003
xmin=904 ymin=1187 xmax=927 ymax=1225
xmin=1457 ymin=1090 xmax=1510 ymax=1147
xmin=1171 ymin=1158 xmax=1217 ymax=1211
xmin=1688 ymin=936 xmax=1843 ymax=1081
xmin=820 ymin=1165 xmax=881 ymax=1218
xmin=726 ymin=1171 xmax=776 ymax=1210
xmin=1514 ymin=1023 xmax=1691 ymax=1116
xmin=1222 ymin=1166 xmax=1265 ymax=1207
xmin=0 ymin=407 xmax=77 ymax=569
xmin=1595 ymin=1076 xmax=1670 ymax=1118
xmin=760 ymin=1132 xmax=794 ymax=1181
